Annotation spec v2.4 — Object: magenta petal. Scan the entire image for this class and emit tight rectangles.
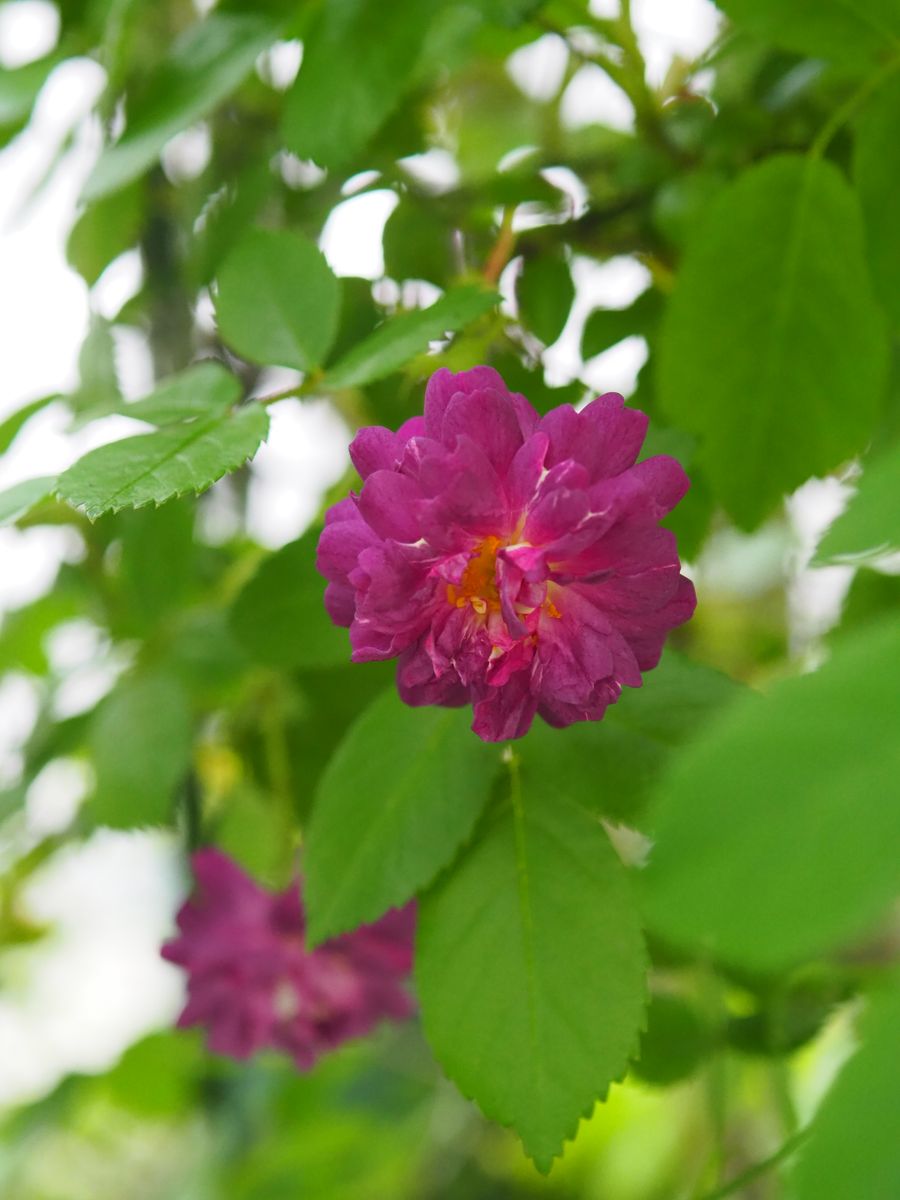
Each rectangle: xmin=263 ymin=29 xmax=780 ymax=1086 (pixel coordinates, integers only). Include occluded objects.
xmin=442 ymin=387 xmax=525 ymax=472
xmin=358 ymin=471 xmax=424 ymax=542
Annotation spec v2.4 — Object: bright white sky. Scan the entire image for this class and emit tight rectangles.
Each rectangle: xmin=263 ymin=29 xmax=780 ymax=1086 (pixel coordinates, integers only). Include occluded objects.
xmin=0 ymin=0 xmax=740 ymax=1111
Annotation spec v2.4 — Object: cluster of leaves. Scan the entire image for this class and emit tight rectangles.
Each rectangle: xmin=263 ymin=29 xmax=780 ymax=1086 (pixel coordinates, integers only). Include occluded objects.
xmin=1 ymin=0 xmax=899 ymax=1196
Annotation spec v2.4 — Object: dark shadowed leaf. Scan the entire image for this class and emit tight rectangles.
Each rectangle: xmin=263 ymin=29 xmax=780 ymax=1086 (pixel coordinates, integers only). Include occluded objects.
xmin=229 ymin=531 xmax=349 ymax=670
xmin=854 ymin=74 xmax=900 ymax=329
xmin=516 ymin=253 xmax=575 ymax=346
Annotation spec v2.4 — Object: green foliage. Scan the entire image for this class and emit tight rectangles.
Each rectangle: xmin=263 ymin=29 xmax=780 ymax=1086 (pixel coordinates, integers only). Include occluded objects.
xmin=89 ymin=671 xmax=192 ymax=826
xmin=4 ymin=0 xmax=900 ymax=1191
xmin=230 ymin=531 xmax=349 ymax=670
xmin=659 ymin=155 xmax=888 ymax=529
xmin=324 ymin=286 xmax=499 ymax=388
xmin=281 ymin=0 xmax=436 ymax=169
xmin=0 ymin=476 xmax=56 ymax=525
xmin=82 ymin=12 xmax=280 ymax=202
xmin=215 ymin=230 xmax=340 ymax=372
xmin=56 ymin=404 xmax=268 ymax=518
xmin=642 ymin=617 xmax=900 ymax=972
xmin=854 ymin=74 xmax=900 ymax=329
xmin=305 ymin=691 xmax=498 ymax=943
xmin=790 ymin=979 xmax=900 ymax=1200
xmin=417 ymin=761 xmax=646 ymax=1170
xmin=123 ymin=361 xmax=241 ymax=425
xmin=516 ymin=253 xmax=575 ymax=345
xmin=714 ymin=0 xmax=900 ymax=67
xmin=814 ymin=440 xmax=900 ymax=564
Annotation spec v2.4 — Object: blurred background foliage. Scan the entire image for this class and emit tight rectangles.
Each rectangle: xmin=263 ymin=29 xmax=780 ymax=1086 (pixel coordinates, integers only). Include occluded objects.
xmin=0 ymin=0 xmax=899 ymax=1196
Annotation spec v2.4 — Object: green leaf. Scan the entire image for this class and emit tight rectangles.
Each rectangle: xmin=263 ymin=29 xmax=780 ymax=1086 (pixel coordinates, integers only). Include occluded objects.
xmin=82 ymin=13 xmax=279 ymax=202
xmin=0 ymin=394 xmax=57 ymax=456
xmin=854 ymin=74 xmax=900 ymax=329
xmin=0 ymin=54 xmax=58 ymax=134
xmin=121 ymin=361 xmax=240 ymax=425
xmin=70 ymin=315 xmax=120 ymax=420
xmin=658 ymin=156 xmax=887 ymax=529
xmin=581 ymin=288 xmax=663 ymax=361
xmin=66 ymin=183 xmax=144 ymax=285
xmin=304 ymin=691 xmax=498 ymax=944
xmin=383 ymin=200 xmax=453 ymax=286
xmin=417 ymin=760 xmax=646 ymax=1170
xmin=90 ymin=672 xmax=192 ymax=827
xmin=229 ymin=531 xmax=349 ymax=670
xmin=56 ymin=405 xmax=268 ymax=519
xmin=281 ymin=0 xmax=435 ymax=169
xmin=790 ymin=980 xmax=900 ymax=1200
xmin=714 ymin=0 xmax=900 ymax=66
xmin=632 ymin=993 xmax=712 ymax=1087
xmin=0 ymin=477 xmax=57 ymax=526
xmin=642 ymin=617 xmax=900 ymax=973
xmin=519 ymin=652 xmax=744 ymax=825
xmin=214 ymin=229 xmax=340 ymax=372
xmin=324 ymin=287 xmax=499 ymax=389
xmin=516 ymin=253 xmax=575 ymax=346
xmin=815 ymin=440 xmax=900 ymax=564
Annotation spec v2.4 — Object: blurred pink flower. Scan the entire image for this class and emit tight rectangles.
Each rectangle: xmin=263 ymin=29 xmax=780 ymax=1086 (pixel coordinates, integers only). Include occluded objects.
xmin=162 ymin=849 xmax=415 ymax=1069
xmin=317 ymin=367 xmax=696 ymax=742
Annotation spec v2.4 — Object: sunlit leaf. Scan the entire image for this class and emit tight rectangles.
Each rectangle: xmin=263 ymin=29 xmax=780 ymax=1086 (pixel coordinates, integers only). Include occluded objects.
xmin=304 ymin=690 xmax=498 ymax=944
xmin=57 ymin=405 xmax=268 ymax=518
xmin=417 ymin=759 xmax=646 ymax=1170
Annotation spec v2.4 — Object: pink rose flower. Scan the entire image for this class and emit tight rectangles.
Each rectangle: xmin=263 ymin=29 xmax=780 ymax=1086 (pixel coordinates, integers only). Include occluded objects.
xmin=162 ymin=850 xmax=415 ymax=1069
xmin=317 ymin=367 xmax=696 ymax=742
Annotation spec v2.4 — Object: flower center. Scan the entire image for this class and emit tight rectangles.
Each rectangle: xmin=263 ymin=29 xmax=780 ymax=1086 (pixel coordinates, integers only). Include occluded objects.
xmin=446 ymin=535 xmax=503 ymax=616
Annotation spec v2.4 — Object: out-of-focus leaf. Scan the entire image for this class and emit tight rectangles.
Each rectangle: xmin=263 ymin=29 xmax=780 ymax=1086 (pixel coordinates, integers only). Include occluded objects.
xmin=229 ymin=531 xmax=349 ymax=670
xmin=790 ymin=979 xmax=900 ymax=1200
xmin=855 ymin=74 xmax=900 ymax=329
xmin=632 ymin=993 xmax=713 ymax=1086
xmin=117 ymin=498 xmax=195 ymax=633
xmin=0 ymin=394 xmax=58 ymax=455
xmin=56 ymin=404 xmax=268 ymax=518
xmin=304 ymin=690 xmax=498 ymax=944
xmin=103 ymin=1031 xmax=202 ymax=1117
xmin=814 ymin=441 xmax=900 ymax=565
xmin=66 ymin=183 xmax=144 ymax=285
xmin=582 ymin=287 xmax=663 ymax=361
xmin=516 ymin=252 xmax=575 ymax=346
xmin=0 ymin=477 xmax=57 ymax=525
xmin=383 ymin=199 xmax=453 ymax=285
xmin=0 ymin=54 xmax=58 ymax=138
xmin=714 ymin=0 xmax=900 ymax=67
xmin=69 ymin=315 xmax=120 ymax=419
xmin=324 ymin=286 xmax=499 ymax=389
xmin=214 ymin=786 xmax=291 ymax=887
xmin=642 ymin=617 xmax=900 ymax=972
xmin=82 ymin=13 xmax=280 ymax=202
xmin=519 ymin=652 xmax=743 ymax=825
xmin=0 ymin=581 xmax=84 ymax=675
xmin=658 ymin=156 xmax=887 ymax=529
xmin=281 ymin=0 xmax=435 ymax=169
xmin=417 ymin=765 xmax=646 ymax=1171
xmin=90 ymin=671 xmax=192 ymax=827
xmin=121 ymin=361 xmax=240 ymax=425
xmin=190 ymin=154 xmax=273 ymax=286
xmin=215 ymin=229 xmax=340 ymax=371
